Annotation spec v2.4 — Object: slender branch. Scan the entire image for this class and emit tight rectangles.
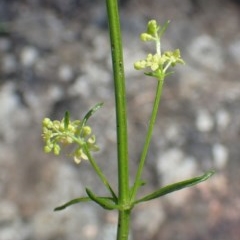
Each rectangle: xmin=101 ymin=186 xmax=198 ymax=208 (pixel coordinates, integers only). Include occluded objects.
xmin=131 ymin=79 xmax=164 ymax=202
xmin=83 ymin=144 xmax=117 ymax=200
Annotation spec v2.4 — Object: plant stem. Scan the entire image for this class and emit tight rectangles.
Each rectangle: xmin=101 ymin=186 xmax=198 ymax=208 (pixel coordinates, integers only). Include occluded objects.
xmin=83 ymin=144 xmax=117 ymax=200
xmin=105 ymin=0 xmax=130 ymax=239
xmin=117 ymin=210 xmax=131 ymax=240
xmin=131 ymin=79 xmax=164 ymax=202
xmin=105 ymin=0 xmax=129 ymax=205
xmin=71 ymin=135 xmax=117 ymax=199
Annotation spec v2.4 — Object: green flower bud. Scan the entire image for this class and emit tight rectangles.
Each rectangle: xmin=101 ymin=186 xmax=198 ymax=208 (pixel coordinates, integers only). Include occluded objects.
xmin=53 ymin=120 xmax=61 ymax=130
xmin=59 ymin=135 xmax=73 ymax=145
xmin=140 ymin=33 xmax=155 ymax=41
xmin=59 ymin=121 xmax=65 ymax=131
xmin=42 ymin=118 xmax=53 ymax=128
xmin=147 ymin=20 xmax=159 ymax=36
xmin=73 ymin=148 xmax=88 ymax=164
xmin=74 ymin=156 xmax=81 ymax=164
xmin=44 ymin=145 xmax=52 ymax=153
xmin=163 ymin=49 xmax=185 ymax=67
xmin=42 ymin=128 xmax=52 ymax=139
xmin=87 ymin=135 xmax=95 ymax=144
xmin=134 ymin=60 xmax=147 ymax=70
xmin=83 ymin=126 xmax=92 ymax=136
xmin=68 ymin=124 xmax=75 ymax=132
xmin=53 ymin=144 xmax=61 ymax=155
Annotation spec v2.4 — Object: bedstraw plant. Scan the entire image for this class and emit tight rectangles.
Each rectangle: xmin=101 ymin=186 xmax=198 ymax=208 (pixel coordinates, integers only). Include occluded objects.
xmin=42 ymin=0 xmax=214 ymax=239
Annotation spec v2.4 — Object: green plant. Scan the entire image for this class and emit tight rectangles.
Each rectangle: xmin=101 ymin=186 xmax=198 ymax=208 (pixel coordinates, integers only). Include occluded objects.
xmin=42 ymin=0 xmax=214 ymax=239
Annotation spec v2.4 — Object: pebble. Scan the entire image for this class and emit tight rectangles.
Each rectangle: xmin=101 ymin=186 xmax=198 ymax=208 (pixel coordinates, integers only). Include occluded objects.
xmin=216 ymin=109 xmax=230 ymax=130
xmin=212 ymin=143 xmax=229 ymax=169
xmin=0 ymin=83 xmax=31 ymax=142
xmin=68 ymin=75 xmax=91 ymax=97
xmin=58 ymin=65 xmax=74 ymax=82
xmin=165 ymin=123 xmax=185 ymax=145
xmin=196 ymin=109 xmax=214 ymax=132
xmin=157 ymin=148 xmax=197 ymax=186
xmin=20 ymin=46 xmax=38 ymax=67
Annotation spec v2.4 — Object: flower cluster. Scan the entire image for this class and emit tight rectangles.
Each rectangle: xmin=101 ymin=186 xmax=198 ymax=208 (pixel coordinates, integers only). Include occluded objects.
xmin=42 ymin=115 xmax=99 ymax=164
xmin=140 ymin=20 xmax=159 ymax=42
xmin=134 ymin=20 xmax=185 ymax=80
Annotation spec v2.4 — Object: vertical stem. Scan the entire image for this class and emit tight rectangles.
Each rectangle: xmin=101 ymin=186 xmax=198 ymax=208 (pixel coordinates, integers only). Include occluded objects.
xmin=105 ymin=0 xmax=129 ymax=204
xmin=117 ymin=210 xmax=131 ymax=240
xmin=105 ymin=0 xmax=130 ymax=239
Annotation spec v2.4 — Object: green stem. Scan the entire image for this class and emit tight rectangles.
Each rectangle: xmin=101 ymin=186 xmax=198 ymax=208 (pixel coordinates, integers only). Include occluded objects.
xmin=105 ymin=0 xmax=129 ymax=205
xmin=106 ymin=0 xmax=131 ymax=239
xmin=131 ymin=79 xmax=164 ymax=202
xmin=117 ymin=210 xmax=131 ymax=240
xmin=83 ymin=144 xmax=117 ymax=200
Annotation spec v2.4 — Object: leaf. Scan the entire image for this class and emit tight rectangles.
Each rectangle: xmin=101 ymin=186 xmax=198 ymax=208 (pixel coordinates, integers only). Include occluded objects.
xmin=85 ymin=188 xmax=119 ymax=210
xmin=134 ymin=171 xmax=214 ymax=204
xmin=158 ymin=20 xmax=170 ymax=38
xmin=81 ymin=102 xmax=104 ymax=127
xmin=107 ymin=185 xmax=118 ymax=202
xmin=54 ymin=197 xmax=91 ymax=211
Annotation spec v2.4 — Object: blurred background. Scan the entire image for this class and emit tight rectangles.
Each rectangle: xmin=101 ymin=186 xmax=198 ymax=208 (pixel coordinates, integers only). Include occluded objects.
xmin=0 ymin=0 xmax=240 ymax=239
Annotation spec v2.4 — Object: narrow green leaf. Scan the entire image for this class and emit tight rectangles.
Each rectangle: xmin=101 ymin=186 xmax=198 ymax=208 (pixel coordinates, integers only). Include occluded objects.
xmin=64 ymin=111 xmax=70 ymax=129
xmin=107 ymin=185 xmax=118 ymax=202
xmin=81 ymin=102 xmax=104 ymax=127
xmin=144 ymin=72 xmax=155 ymax=77
xmin=158 ymin=20 xmax=170 ymax=38
xmin=54 ymin=197 xmax=91 ymax=211
xmin=134 ymin=171 xmax=214 ymax=204
xmin=85 ymin=188 xmax=119 ymax=210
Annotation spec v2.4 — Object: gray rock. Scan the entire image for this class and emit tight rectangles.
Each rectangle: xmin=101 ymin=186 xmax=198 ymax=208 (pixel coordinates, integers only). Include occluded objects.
xmin=157 ymin=148 xmax=198 ymax=186
xmin=20 ymin=46 xmax=39 ymax=67
xmin=196 ymin=109 xmax=214 ymax=132
xmin=0 ymin=82 xmax=30 ymax=142
xmin=58 ymin=65 xmax=74 ymax=82
xmin=216 ymin=109 xmax=230 ymax=130
xmin=212 ymin=143 xmax=229 ymax=170
xmin=188 ymin=34 xmax=223 ymax=72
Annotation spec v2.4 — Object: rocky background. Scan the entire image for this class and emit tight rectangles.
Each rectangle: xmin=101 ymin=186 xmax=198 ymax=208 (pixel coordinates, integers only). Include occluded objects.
xmin=1 ymin=0 xmax=240 ymax=239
